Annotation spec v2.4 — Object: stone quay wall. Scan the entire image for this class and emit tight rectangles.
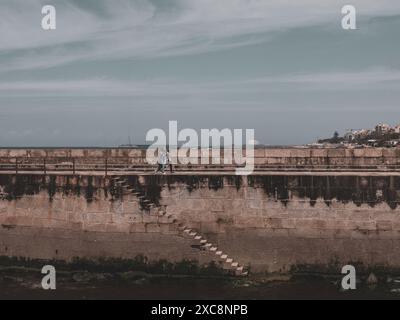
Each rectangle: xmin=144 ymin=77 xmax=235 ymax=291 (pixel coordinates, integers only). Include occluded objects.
xmin=1 ymin=173 xmax=400 ymax=274
xmin=0 ymin=147 xmax=399 ymax=169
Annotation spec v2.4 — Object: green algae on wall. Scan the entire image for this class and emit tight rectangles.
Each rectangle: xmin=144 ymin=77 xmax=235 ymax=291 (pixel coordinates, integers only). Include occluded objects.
xmin=247 ymin=175 xmax=400 ymax=209
xmin=0 ymin=255 xmax=227 ymax=277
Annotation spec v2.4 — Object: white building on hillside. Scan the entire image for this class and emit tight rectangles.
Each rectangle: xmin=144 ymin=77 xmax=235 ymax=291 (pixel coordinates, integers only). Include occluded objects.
xmin=375 ymin=123 xmax=391 ymax=135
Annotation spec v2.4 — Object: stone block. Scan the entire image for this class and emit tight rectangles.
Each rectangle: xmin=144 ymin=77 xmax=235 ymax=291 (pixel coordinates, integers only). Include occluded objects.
xmin=376 ymin=220 xmax=393 ymax=231
xmin=129 ymin=223 xmax=146 ymax=233
xmin=145 ymin=223 xmax=161 ymax=233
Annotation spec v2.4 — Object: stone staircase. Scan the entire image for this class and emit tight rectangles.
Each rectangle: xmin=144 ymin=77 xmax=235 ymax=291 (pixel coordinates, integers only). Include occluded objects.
xmin=114 ymin=176 xmax=155 ymax=211
xmin=113 ymin=176 xmax=249 ymax=276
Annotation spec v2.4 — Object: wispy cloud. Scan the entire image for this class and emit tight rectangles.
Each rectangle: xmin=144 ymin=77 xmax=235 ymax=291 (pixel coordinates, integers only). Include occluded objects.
xmin=1 ymin=0 xmax=400 ymax=73
xmin=256 ymin=68 xmax=400 ymax=86
xmin=1 ymin=68 xmax=399 ymax=98
xmin=0 ymin=1 xmax=399 ymax=146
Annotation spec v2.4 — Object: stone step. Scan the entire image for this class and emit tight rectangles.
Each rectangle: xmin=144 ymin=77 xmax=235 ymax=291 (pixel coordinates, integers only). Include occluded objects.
xmin=136 ymin=216 xmax=248 ymax=278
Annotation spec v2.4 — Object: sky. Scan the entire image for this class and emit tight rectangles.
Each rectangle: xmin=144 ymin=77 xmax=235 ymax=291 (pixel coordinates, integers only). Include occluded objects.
xmin=0 ymin=0 xmax=399 ymax=146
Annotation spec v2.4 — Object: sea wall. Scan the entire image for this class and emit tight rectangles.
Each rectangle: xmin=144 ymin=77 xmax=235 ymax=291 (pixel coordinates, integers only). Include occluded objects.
xmin=0 ymin=147 xmax=400 ymax=168
xmin=1 ymin=173 xmax=400 ymax=274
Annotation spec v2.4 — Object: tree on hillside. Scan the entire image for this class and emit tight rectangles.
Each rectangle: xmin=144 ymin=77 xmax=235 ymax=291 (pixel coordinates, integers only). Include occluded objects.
xmin=332 ymin=131 xmax=340 ymax=143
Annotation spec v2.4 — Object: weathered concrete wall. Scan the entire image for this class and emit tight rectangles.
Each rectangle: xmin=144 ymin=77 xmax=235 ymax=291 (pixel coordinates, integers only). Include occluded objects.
xmin=0 ymin=179 xmax=213 ymax=269
xmin=1 ymin=174 xmax=400 ymax=274
xmin=0 ymin=147 xmax=400 ymax=167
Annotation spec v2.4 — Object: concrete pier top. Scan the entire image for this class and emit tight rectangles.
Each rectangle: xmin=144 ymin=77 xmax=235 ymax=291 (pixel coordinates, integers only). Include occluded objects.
xmin=1 ymin=170 xmax=400 ymax=177
xmin=0 ymin=147 xmax=399 ymax=175
xmin=0 ymin=146 xmax=399 ymax=158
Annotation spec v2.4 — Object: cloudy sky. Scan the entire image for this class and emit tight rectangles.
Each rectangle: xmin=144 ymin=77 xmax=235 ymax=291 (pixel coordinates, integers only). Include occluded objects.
xmin=0 ymin=0 xmax=399 ymax=146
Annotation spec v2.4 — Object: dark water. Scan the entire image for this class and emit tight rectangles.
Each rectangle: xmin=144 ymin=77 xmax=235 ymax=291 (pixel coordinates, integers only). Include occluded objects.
xmin=1 ymin=269 xmax=400 ymax=300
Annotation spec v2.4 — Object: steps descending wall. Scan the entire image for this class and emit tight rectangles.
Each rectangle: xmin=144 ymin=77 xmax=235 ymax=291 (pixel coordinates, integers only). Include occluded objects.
xmin=113 ymin=176 xmax=249 ymax=276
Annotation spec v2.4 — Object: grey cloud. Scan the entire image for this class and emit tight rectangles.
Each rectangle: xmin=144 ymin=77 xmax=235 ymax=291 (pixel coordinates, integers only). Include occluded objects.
xmin=0 ymin=1 xmax=399 ymax=146
xmin=1 ymin=0 xmax=400 ymax=73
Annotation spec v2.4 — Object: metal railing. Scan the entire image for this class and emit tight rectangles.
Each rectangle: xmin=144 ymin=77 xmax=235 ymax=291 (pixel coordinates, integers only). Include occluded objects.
xmin=1 ymin=157 xmax=400 ymax=175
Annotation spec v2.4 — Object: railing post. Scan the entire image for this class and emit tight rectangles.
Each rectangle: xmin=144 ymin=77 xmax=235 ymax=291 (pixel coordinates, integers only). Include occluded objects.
xmin=15 ymin=157 xmax=18 ymax=175
xmin=105 ymin=158 xmax=108 ymax=177
xmin=44 ymin=158 xmax=46 ymax=175
xmin=73 ymin=158 xmax=75 ymax=175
